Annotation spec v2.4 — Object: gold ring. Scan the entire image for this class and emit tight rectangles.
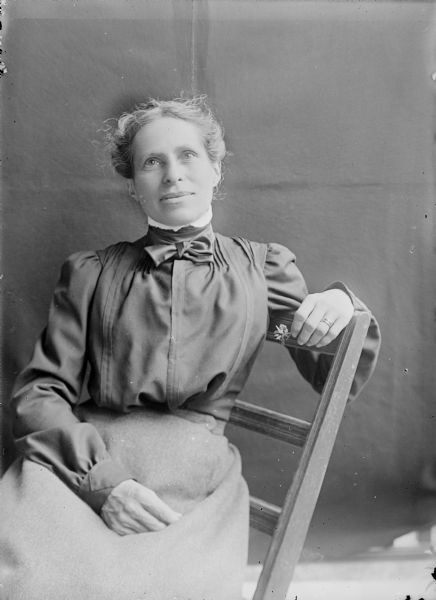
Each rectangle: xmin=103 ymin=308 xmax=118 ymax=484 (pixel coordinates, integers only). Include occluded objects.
xmin=320 ymin=317 xmax=334 ymax=328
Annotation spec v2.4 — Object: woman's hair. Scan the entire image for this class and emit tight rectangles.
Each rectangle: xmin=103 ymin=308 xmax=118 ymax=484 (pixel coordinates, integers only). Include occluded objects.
xmin=107 ymin=96 xmax=227 ymax=180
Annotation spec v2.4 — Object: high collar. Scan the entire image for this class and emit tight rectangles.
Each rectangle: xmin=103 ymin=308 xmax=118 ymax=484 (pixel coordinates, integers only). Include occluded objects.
xmin=145 ymin=222 xmax=214 ymax=246
xmin=143 ymin=222 xmax=216 ymax=268
xmin=147 ymin=206 xmax=213 ymax=231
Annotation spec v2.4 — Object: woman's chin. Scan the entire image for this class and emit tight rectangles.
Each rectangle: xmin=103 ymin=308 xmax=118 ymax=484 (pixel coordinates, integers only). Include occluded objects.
xmin=150 ymin=209 xmax=206 ymax=229
xmin=148 ymin=216 xmax=194 ymax=229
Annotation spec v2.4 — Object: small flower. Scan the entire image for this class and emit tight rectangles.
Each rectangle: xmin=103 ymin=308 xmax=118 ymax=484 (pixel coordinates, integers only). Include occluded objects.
xmin=273 ymin=323 xmax=290 ymax=344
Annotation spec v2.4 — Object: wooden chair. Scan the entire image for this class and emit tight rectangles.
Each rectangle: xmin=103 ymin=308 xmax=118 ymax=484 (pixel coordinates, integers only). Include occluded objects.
xmin=228 ymin=311 xmax=371 ymax=600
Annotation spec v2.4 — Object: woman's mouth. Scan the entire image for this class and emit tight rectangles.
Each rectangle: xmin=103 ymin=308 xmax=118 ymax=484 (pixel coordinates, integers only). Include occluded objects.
xmin=160 ymin=192 xmax=193 ymax=201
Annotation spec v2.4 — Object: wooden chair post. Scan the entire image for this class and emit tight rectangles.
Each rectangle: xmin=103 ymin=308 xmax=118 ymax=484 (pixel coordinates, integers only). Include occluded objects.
xmin=228 ymin=311 xmax=371 ymax=600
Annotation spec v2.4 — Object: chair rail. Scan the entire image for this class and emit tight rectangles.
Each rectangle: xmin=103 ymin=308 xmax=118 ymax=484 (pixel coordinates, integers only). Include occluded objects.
xmin=249 ymin=496 xmax=281 ymax=535
xmin=228 ymin=400 xmax=311 ymax=446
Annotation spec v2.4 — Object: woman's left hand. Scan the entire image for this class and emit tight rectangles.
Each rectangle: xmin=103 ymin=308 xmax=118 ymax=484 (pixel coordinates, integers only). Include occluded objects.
xmin=290 ymin=288 xmax=354 ymax=348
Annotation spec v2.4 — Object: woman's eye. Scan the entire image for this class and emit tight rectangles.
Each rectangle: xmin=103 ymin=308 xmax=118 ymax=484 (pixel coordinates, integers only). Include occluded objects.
xmin=143 ymin=157 xmax=161 ymax=168
xmin=183 ymin=150 xmax=197 ymax=160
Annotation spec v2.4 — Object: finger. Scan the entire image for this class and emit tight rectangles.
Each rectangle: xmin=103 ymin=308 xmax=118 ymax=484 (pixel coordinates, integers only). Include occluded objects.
xmin=305 ymin=323 xmax=332 ymax=347
xmin=101 ymin=492 xmax=170 ymax=535
xmin=315 ymin=318 xmax=347 ymax=348
xmin=128 ymin=505 xmax=169 ymax=532
xmin=103 ymin=501 xmax=167 ymax=535
xmin=291 ymin=295 xmax=319 ymax=338
xmin=305 ymin=312 xmax=340 ymax=347
xmin=295 ymin=304 xmax=328 ymax=346
xmin=107 ymin=517 xmax=152 ymax=537
xmin=113 ymin=518 xmax=164 ymax=536
xmin=137 ymin=487 xmax=182 ymax=525
xmin=101 ymin=508 xmax=141 ymax=536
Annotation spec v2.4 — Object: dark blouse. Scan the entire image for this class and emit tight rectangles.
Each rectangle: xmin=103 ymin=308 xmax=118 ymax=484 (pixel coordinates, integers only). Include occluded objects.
xmin=11 ymin=223 xmax=381 ymax=513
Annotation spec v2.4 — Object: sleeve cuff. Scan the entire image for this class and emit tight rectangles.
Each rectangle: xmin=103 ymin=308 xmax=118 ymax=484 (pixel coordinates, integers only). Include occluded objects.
xmin=323 ymin=280 xmax=355 ymax=306
xmin=78 ymin=459 xmax=134 ymax=513
xmin=323 ymin=280 xmax=375 ymax=317
xmin=324 ymin=281 xmax=381 ymax=400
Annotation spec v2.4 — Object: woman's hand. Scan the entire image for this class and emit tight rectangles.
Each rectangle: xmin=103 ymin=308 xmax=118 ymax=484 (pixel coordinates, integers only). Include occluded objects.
xmin=291 ymin=288 xmax=354 ymax=348
xmin=100 ymin=479 xmax=182 ymax=536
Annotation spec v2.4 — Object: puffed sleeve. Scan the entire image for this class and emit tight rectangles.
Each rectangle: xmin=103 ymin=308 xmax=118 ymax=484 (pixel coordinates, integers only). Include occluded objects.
xmin=10 ymin=251 xmax=134 ymax=513
xmin=264 ymin=243 xmax=381 ymax=400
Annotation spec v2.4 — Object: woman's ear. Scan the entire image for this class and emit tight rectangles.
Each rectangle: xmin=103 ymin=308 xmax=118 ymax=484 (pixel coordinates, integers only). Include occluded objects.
xmin=127 ymin=180 xmax=136 ymax=199
xmin=212 ymin=163 xmax=222 ymax=188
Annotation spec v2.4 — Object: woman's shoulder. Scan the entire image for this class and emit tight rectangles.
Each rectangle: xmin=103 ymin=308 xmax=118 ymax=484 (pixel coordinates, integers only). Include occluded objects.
xmin=215 ymin=232 xmax=297 ymax=270
xmin=65 ymin=237 xmax=145 ymax=269
xmin=58 ymin=249 xmax=102 ymax=281
xmin=59 ymin=238 xmax=144 ymax=283
xmin=95 ymin=237 xmax=145 ymax=267
xmin=264 ymin=241 xmax=298 ymax=270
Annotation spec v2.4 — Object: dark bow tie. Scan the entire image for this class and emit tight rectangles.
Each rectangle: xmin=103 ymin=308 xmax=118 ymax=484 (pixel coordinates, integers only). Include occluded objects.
xmin=144 ymin=225 xmax=215 ymax=267
xmin=144 ymin=238 xmax=214 ymax=267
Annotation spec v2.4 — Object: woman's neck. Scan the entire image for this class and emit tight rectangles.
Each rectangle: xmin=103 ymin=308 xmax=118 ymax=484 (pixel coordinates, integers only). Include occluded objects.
xmin=147 ymin=207 xmax=213 ymax=231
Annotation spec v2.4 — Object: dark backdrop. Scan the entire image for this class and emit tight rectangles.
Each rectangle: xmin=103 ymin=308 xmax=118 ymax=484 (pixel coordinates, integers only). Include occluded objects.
xmin=2 ymin=0 xmax=436 ymax=562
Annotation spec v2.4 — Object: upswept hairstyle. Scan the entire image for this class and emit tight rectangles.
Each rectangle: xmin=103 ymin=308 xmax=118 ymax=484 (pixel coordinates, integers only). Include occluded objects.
xmin=106 ymin=96 xmax=227 ymax=180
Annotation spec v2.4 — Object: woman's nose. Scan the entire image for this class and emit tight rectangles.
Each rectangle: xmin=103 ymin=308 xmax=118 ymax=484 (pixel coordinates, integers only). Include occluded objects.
xmin=163 ymin=160 xmax=183 ymax=184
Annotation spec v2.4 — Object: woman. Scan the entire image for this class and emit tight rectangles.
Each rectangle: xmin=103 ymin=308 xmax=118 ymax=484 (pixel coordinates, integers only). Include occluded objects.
xmin=0 ymin=97 xmax=380 ymax=599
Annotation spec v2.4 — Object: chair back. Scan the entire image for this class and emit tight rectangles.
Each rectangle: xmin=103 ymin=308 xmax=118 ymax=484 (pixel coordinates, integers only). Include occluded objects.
xmin=228 ymin=311 xmax=371 ymax=600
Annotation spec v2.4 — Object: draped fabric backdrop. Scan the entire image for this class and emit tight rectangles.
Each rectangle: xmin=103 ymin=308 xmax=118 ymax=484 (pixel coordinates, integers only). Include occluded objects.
xmin=2 ymin=0 xmax=436 ymax=561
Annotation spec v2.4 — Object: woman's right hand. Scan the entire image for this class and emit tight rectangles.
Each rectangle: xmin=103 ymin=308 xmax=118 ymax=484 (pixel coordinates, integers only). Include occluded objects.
xmin=100 ymin=479 xmax=182 ymax=536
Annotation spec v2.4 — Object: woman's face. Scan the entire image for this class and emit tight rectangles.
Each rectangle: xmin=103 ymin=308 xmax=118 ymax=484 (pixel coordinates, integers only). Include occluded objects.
xmin=130 ymin=116 xmax=221 ymax=227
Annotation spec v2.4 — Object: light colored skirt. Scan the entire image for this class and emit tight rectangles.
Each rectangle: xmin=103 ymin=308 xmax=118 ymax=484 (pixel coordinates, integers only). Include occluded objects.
xmin=0 ymin=406 xmax=249 ymax=600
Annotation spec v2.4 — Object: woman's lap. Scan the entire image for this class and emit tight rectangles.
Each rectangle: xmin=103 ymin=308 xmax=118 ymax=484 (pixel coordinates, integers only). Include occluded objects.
xmin=0 ymin=407 xmax=249 ymax=600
